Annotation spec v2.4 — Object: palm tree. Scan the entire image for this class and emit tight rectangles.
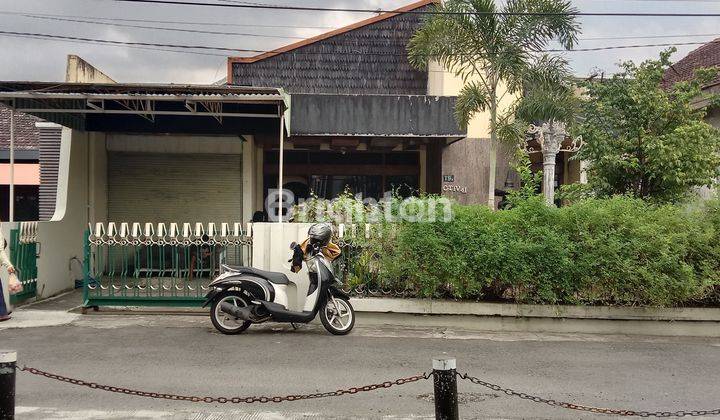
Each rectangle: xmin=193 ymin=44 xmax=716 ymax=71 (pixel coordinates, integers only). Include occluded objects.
xmin=408 ymin=0 xmax=580 ymax=209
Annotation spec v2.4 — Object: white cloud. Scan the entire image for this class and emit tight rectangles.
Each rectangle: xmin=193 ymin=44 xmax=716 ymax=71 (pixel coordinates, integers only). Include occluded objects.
xmin=0 ymin=0 xmax=718 ymax=82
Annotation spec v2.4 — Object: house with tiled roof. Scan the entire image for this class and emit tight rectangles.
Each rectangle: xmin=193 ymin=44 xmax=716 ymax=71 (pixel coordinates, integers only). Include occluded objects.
xmin=663 ymin=40 xmax=720 ymax=198
xmin=663 ymin=39 xmax=720 ymax=127
xmin=228 ymin=0 xmax=468 ymax=203
xmin=227 ymin=0 xmax=577 ymax=206
xmin=0 ymin=104 xmax=41 ymax=221
xmin=0 ymin=0 xmax=571 ymax=307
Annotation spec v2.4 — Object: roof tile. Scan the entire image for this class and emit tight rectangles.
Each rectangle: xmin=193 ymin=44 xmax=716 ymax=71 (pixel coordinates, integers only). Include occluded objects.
xmin=0 ymin=104 xmax=40 ymax=150
xmin=663 ymin=39 xmax=720 ymax=88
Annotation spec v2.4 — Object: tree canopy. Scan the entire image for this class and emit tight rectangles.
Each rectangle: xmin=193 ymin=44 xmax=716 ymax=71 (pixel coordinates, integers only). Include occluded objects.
xmin=573 ymin=49 xmax=720 ymax=203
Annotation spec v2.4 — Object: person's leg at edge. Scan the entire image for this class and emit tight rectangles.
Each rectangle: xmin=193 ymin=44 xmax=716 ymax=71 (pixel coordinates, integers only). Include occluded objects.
xmin=0 ymin=278 xmax=9 ymax=321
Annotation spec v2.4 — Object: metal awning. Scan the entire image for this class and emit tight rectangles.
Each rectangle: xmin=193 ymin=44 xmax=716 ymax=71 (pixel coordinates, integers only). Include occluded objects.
xmin=0 ymin=81 xmax=289 ymax=135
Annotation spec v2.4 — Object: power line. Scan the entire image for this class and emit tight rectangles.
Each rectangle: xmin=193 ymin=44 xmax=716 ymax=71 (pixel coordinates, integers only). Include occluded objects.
xmin=581 ymin=33 xmax=720 ymax=41
xmin=0 ymin=33 xmax=227 ymax=57
xmin=1 ymin=29 xmax=717 ymax=56
xmin=6 ymin=10 xmax=720 ymax=43
xmin=109 ymin=0 xmax=720 ymax=17
xmin=0 ymin=30 xmax=266 ymax=53
xmin=3 ymin=13 xmax=308 ymax=39
xmin=0 ymin=11 xmax=336 ymax=30
xmin=548 ymin=39 xmax=720 ymax=52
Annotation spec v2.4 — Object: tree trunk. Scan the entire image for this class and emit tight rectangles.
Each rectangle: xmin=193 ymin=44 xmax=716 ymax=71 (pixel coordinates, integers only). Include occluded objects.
xmin=488 ymin=99 xmax=498 ymax=210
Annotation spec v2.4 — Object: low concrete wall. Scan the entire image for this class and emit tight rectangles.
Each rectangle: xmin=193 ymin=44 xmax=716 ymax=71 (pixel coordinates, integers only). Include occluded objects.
xmin=251 ymin=223 xmax=314 ymax=311
xmin=352 ymin=298 xmax=720 ymax=321
xmin=352 ymin=298 xmax=720 ymax=337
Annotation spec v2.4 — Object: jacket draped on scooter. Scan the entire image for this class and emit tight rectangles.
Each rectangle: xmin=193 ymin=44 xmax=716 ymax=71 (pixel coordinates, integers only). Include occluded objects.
xmin=290 ymin=239 xmax=341 ymax=273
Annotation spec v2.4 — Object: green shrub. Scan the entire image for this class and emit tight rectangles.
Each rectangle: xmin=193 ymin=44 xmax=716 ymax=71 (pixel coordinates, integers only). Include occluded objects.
xmin=347 ymin=196 xmax=720 ymax=307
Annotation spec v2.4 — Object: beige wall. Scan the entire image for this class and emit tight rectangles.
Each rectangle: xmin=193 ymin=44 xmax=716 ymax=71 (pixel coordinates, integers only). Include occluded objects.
xmin=65 ymin=55 xmax=116 ymax=83
xmin=427 ymin=61 xmax=518 ymax=139
xmin=428 ymin=62 xmax=519 ymax=206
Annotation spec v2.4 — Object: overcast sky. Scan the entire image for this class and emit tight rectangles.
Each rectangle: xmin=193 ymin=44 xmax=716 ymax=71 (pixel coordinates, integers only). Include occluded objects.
xmin=0 ymin=0 xmax=719 ymax=84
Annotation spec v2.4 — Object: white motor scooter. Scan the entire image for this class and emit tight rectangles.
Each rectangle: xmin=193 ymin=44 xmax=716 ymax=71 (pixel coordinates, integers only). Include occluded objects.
xmin=203 ymin=224 xmax=355 ymax=335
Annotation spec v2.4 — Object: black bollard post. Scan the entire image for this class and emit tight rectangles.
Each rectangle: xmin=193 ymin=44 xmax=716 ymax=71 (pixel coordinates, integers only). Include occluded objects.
xmin=432 ymin=356 xmax=458 ymax=420
xmin=0 ymin=350 xmax=16 ymax=420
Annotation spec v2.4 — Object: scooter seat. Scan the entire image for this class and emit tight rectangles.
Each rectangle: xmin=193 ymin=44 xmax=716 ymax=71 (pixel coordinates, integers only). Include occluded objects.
xmin=229 ymin=266 xmax=289 ymax=285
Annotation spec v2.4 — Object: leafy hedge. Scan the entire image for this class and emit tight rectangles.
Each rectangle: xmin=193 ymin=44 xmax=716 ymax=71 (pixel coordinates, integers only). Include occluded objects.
xmin=345 ymin=197 xmax=720 ymax=307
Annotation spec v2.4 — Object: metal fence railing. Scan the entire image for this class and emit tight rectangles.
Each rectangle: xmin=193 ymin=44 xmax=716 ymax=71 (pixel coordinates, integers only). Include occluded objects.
xmin=9 ymin=222 xmax=38 ymax=305
xmin=83 ymin=222 xmax=252 ymax=309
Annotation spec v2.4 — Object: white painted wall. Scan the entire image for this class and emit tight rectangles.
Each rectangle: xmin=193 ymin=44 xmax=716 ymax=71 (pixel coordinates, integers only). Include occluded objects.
xmin=36 ymin=128 xmax=90 ymax=298
xmin=242 ymin=135 xmax=255 ymax=223
xmin=0 ymin=222 xmax=15 ymax=311
xmin=89 ymin=132 xmax=108 ymax=224
xmin=251 ymin=222 xmax=313 ymax=311
xmin=29 ymin=130 xmax=256 ymax=302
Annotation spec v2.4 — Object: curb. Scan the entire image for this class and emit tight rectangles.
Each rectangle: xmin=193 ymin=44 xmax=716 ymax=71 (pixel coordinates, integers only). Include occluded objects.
xmin=351 ymin=298 xmax=720 ymax=338
xmin=350 ymin=297 xmax=720 ymax=321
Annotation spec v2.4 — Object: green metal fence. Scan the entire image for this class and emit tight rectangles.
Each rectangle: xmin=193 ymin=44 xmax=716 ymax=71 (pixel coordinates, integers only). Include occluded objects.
xmin=83 ymin=222 xmax=252 ymax=308
xmin=9 ymin=222 xmax=39 ymax=304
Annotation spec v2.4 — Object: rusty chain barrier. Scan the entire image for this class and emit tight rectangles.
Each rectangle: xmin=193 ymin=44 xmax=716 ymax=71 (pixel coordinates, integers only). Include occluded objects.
xmin=18 ymin=366 xmax=430 ymax=404
xmin=8 ymin=360 xmax=720 ymax=418
xmin=457 ymin=371 xmax=720 ymax=417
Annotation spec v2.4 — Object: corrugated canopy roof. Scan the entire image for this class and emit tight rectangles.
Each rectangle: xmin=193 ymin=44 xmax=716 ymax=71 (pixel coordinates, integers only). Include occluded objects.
xmin=0 ymin=81 xmax=288 ymax=135
xmin=0 ymin=81 xmax=286 ymax=100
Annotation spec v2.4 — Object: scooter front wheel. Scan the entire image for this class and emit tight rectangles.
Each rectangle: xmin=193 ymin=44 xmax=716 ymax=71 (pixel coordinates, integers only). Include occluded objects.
xmin=320 ymin=296 xmax=355 ymax=335
xmin=210 ymin=291 xmax=252 ymax=335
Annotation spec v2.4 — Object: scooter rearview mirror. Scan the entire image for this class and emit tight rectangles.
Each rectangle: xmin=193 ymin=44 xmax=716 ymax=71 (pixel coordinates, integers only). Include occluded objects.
xmin=289 ymin=241 xmax=297 ymax=250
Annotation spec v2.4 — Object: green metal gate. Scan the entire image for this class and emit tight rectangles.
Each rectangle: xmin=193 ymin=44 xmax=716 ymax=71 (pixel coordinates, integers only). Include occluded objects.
xmin=9 ymin=222 xmax=39 ymax=304
xmin=83 ymin=222 xmax=252 ymax=308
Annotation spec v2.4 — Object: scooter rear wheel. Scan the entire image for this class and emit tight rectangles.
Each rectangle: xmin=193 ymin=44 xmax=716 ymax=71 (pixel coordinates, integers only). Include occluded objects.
xmin=320 ymin=296 xmax=355 ymax=335
xmin=210 ymin=291 xmax=252 ymax=335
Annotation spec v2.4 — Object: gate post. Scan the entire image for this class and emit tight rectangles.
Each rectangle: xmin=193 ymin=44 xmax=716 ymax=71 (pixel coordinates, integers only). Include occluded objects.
xmin=0 ymin=350 xmax=16 ymax=420
xmin=432 ymin=356 xmax=458 ymax=420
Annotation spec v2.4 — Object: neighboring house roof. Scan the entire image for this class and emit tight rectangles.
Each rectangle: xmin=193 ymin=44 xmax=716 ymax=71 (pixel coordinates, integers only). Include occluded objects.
xmin=228 ymin=0 xmax=436 ymax=95
xmin=0 ymin=103 xmax=40 ymax=150
xmin=663 ymin=38 xmax=720 ymax=88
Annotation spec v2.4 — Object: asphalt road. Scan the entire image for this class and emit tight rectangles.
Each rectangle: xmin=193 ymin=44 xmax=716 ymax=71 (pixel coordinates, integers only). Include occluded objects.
xmin=3 ymin=301 xmax=720 ymax=419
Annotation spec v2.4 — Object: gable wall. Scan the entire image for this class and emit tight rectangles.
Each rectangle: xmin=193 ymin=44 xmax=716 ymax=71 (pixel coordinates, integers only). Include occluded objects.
xmin=230 ymin=6 xmax=431 ymax=94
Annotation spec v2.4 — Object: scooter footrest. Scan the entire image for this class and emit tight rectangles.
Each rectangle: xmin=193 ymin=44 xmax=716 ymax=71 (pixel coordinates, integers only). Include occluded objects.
xmin=258 ymin=300 xmax=314 ymax=323
xmin=260 ymin=300 xmax=287 ymax=311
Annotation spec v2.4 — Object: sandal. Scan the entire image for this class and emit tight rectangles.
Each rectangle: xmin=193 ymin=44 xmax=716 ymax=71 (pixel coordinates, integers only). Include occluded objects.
xmin=0 ymin=315 xmax=10 ymax=322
